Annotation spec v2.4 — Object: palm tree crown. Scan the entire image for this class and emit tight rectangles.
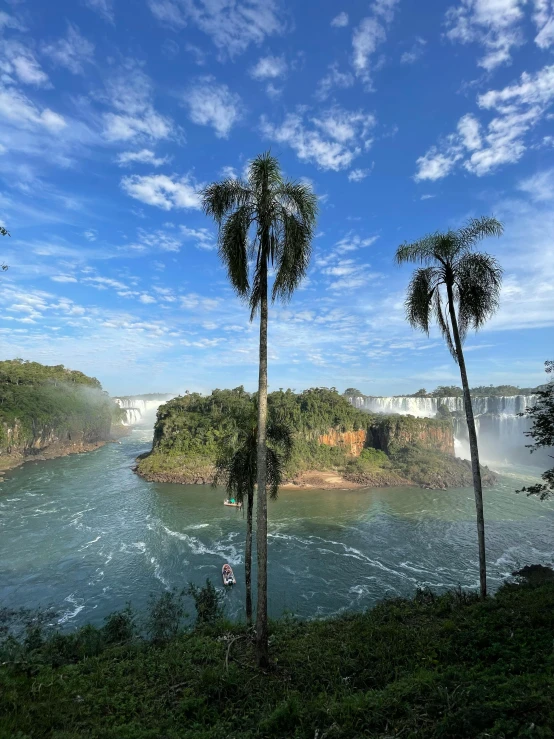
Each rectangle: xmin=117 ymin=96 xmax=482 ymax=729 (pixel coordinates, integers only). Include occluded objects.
xmin=395 ymin=216 xmax=504 ymax=359
xmin=202 ymin=151 xmax=318 ymax=318
xmin=214 ymin=405 xmax=293 ymax=504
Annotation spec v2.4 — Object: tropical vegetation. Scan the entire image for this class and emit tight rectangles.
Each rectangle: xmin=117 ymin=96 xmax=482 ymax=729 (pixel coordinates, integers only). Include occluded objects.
xmin=395 ymin=216 xmax=504 ymax=598
xmin=517 ymin=360 xmax=554 ymax=500
xmin=202 ymin=152 xmax=318 ymax=665
xmin=0 ymin=359 xmax=124 ymax=455
xmin=1 ymin=574 xmax=553 ymax=738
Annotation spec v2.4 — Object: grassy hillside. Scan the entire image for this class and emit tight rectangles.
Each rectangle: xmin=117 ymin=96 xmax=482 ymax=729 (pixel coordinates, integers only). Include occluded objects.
xmin=1 ymin=577 xmax=552 ymax=738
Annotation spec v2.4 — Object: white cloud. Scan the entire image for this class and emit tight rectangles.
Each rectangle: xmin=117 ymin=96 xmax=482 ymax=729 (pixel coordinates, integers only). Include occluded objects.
xmin=84 ymin=230 xmax=97 ymax=241
xmin=116 ymin=149 xmax=169 ymax=167
xmin=261 ymin=106 xmax=375 ymax=171
xmin=351 ymin=0 xmax=399 ymax=86
xmin=120 ymin=173 xmax=201 ymax=210
xmin=534 ymin=0 xmax=554 ymax=48
xmin=518 ymin=167 xmax=554 ymax=201
xmin=348 ymin=168 xmax=371 ymax=182
xmin=51 ymin=274 xmax=78 ymax=283
xmin=322 ymin=258 xmax=381 ymax=290
xmin=250 ymin=55 xmax=287 ymax=80
xmin=180 ymin=225 xmax=215 ymax=250
xmin=0 ymin=85 xmax=66 ymax=131
xmin=0 ymin=11 xmax=24 ymax=31
xmin=415 ymin=65 xmax=554 ymax=180
xmin=42 ymin=23 xmax=94 ymax=75
xmin=400 ymin=37 xmax=426 ymax=64
xmin=147 ymin=0 xmax=285 ymax=57
xmin=0 ymin=41 xmax=50 ymax=87
xmin=445 ymin=0 xmax=528 ymax=69
xmin=182 ymin=78 xmax=241 ymax=138
xmin=131 ymin=227 xmax=183 ymax=252
xmin=316 ymin=63 xmax=354 ymax=101
xmin=331 ymin=11 xmax=349 ymax=27
xmin=83 ymin=0 xmax=114 ymax=23
xmin=139 ymin=293 xmax=157 ymax=304
xmin=83 ymin=275 xmax=128 ymax=290
xmin=102 ymin=61 xmax=173 ymax=142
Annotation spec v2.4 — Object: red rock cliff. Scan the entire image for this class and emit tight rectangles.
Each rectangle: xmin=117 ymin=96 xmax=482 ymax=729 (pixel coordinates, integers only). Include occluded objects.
xmin=318 ymin=429 xmax=367 ymax=456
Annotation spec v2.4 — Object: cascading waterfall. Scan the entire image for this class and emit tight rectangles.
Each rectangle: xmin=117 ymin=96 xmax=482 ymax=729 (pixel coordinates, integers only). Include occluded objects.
xmin=113 ymin=396 xmax=174 ymax=427
xmin=348 ymin=394 xmax=537 ymax=465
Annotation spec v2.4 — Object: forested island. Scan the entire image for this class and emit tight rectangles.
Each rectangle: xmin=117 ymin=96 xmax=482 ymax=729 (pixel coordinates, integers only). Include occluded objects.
xmin=0 ymin=359 xmax=125 ymax=475
xmin=137 ymin=387 xmax=496 ymax=489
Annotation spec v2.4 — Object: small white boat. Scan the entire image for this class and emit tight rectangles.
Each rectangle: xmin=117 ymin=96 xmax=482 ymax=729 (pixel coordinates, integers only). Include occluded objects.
xmin=223 ymin=499 xmax=242 ymax=508
xmin=222 ymin=563 xmax=236 ymax=586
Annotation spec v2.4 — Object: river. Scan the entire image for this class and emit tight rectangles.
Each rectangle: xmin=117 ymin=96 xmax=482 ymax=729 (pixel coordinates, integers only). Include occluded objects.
xmin=1 ymin=425 xmax=553 ymax=627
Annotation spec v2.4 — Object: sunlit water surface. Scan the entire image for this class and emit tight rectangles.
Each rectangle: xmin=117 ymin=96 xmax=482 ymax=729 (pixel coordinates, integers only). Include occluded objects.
xmin=1 ymin=426 xmax=553 ymax=626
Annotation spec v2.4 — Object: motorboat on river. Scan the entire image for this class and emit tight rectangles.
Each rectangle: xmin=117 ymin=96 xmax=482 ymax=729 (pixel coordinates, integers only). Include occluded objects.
xmin=223 ymin=499 xmax=242 ymax=508
xmin=222 ymin=563 xmax=236 ymax=586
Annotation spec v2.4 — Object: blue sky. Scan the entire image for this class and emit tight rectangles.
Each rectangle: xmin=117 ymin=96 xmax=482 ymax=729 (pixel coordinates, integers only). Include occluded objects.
xmin=0 ymin=0 xmax=553 ymax=396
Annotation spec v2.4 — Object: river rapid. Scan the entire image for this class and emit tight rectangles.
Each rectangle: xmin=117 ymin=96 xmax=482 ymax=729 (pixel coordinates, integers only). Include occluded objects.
xmin=1 ymin=425 xmax=553 ymax=627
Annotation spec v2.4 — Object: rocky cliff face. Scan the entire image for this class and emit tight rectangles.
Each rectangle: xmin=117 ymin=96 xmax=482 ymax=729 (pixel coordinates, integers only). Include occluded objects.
xmin=318 ymin=418 xmax=455 ymax=458
xmin=368 ymin=417 xmax=455 ymax=456
xmin=317 ymin=429 xmax=367 ymax=456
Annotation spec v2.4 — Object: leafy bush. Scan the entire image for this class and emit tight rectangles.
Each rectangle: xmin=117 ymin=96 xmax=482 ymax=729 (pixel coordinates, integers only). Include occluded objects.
xmin=145 ymin=589 xmax=188 ymax=643
xmin=186 ymin=579 xmax=225 ymax=626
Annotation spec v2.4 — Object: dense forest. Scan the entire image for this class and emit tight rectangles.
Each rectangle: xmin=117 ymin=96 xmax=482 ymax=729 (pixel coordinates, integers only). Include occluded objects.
xmin=0 ymin=359 xmax=125 ymax=454
xmin=138 ymin=387 xmax=495 ymax=489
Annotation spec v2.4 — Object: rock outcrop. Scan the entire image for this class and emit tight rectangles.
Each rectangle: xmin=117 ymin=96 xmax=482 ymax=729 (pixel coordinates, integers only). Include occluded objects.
xmin=368 ymin=416 xmax=455 ymax=456
xmin=317 ymin=429 xmax=366 ymax=456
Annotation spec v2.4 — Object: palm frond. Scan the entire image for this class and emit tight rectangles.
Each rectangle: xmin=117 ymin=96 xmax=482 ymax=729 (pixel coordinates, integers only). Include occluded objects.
xmin=272 ymin=211 xmax=312 ymax=302
xmin=433 ymin=289 xmax=456 ymax=359
xmin=201 ymin=180 xmax=251 ymax=224
xmin=266 ymin=447 xmax=284 ymax=500
xmin=404 ymin=267 xmax=438 ymax=333
xmin=456 ymin=216 xmax=504 ymax=250
xmin=277 ymin=181 xmax=319 ymax=228
xmin=219 ymin=206 xmax=251 ymax=297
xmin=456 ymin=251 xmax=503 ymax=337
xmin=395 ymin=234 xmax=444 ymax=266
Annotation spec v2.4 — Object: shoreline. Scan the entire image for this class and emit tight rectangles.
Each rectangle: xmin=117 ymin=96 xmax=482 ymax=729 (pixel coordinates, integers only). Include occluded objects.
xmin=0 ymin=439 xmax=116 ymax=482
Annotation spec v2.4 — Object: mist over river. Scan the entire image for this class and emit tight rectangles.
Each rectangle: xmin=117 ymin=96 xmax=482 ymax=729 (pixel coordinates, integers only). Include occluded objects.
xmin=1 ymin=424 xmax=553 ymax=627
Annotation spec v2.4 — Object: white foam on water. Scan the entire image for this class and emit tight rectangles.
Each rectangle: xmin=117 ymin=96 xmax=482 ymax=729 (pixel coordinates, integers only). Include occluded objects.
xmin=58 ymin=593 xmax=85 ymax=624
xmin=79 ymin=535 xmax=101 ymax=551
xmin=150 ymin=557 xmax=170 ymax=587
xmin=162 ymin=525 xmax=242 ymax=565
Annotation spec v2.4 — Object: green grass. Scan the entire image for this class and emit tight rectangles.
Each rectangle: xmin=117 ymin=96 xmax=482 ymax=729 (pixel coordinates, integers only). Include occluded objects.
xmin=1 ymin=579 xmax=553 ymax=738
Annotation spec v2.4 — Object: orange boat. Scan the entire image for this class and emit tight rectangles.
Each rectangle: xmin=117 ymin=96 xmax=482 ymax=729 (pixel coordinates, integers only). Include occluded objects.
xmin=222 ymin=564 xmax=236 ymax=586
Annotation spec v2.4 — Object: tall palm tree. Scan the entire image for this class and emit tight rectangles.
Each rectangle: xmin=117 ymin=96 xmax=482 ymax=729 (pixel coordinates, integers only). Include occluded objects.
xmin=213 ymin=405 xmax=293 ymax=625
xmin=202 ymin=152 xmax=318 ymax=665
xmin=395 ymin=216 xmax=504 ymax=598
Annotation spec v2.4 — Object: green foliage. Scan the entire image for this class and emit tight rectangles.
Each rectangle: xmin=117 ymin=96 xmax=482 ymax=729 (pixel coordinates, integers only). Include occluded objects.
xmin=0 ymin=359 xmax=120 ymax=451
xmin=143 ymin=387 xmax=372 ymax=480
xmin=436 ymin=403 xmax=452 ymax=420
xmin=145 ymin=589 xmax=188 ymax=644
xmin=1 ymin=581 xmax=553 ymax=737
xmin=186 ymin=579 xmax=225 ymax=626
xmin=358 ymin=447 xmax=391 ymax=467
xmin=517 ymin=361 xmax=554 ymax=500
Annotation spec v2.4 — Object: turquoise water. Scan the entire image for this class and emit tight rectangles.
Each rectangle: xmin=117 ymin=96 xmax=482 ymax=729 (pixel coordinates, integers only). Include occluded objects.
xmin=0 ymin=426 xmax=553 ymax=627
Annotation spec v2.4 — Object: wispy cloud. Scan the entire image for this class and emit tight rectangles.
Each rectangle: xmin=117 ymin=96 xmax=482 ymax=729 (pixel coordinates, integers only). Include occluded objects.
xmin=120 ymin=173 xmax=201 ymax=210
xmin=148 ymin=0 xmax=285 ymax=57
xmin=181 ymin=77 xmax=242 ymax=138
xmin=83 ymin=0 xmax=114 ymax=23
xmin=400 ymin=37 xmax=426 ymax=64
xmin=415 ymin=64 xmax=554 ymax=180
xmin=116 ymin=149 xmax=169 ymax=167
xmin=42 ymin=23 xmax=95 ymax=75
xmin=331 ymin=11 xmax=349 ymax=27
xmin=261 ymin=106 xmax=375 ymax=171
xmin=351 ymin=0 xmax=399 ymax=88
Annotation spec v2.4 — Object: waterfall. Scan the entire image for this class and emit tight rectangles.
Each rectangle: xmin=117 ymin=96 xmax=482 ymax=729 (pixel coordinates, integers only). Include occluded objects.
xmin=113 ymin=396 xmax=174 ymax=426
xmin=348 ymin=394 xmax=537 ymax=465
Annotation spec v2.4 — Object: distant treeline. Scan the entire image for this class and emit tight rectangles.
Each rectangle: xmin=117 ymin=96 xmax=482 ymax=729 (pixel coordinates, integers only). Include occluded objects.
xmin=344 ymin=384 xmax=540 ymax=398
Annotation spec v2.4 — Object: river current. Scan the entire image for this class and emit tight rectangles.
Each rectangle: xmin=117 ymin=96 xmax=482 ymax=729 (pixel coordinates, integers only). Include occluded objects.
xmin=1 ymin=425 xmax=553 ymax=627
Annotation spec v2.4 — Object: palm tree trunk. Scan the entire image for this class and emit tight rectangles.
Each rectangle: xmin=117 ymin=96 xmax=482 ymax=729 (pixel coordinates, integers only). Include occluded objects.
xmin=255 ymin=256 xmax=269 ymax=667
xmin=245 ymin=490 xmax=253 ymax=625
xmin=446 ymin=283 xmax=487 ymax=598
